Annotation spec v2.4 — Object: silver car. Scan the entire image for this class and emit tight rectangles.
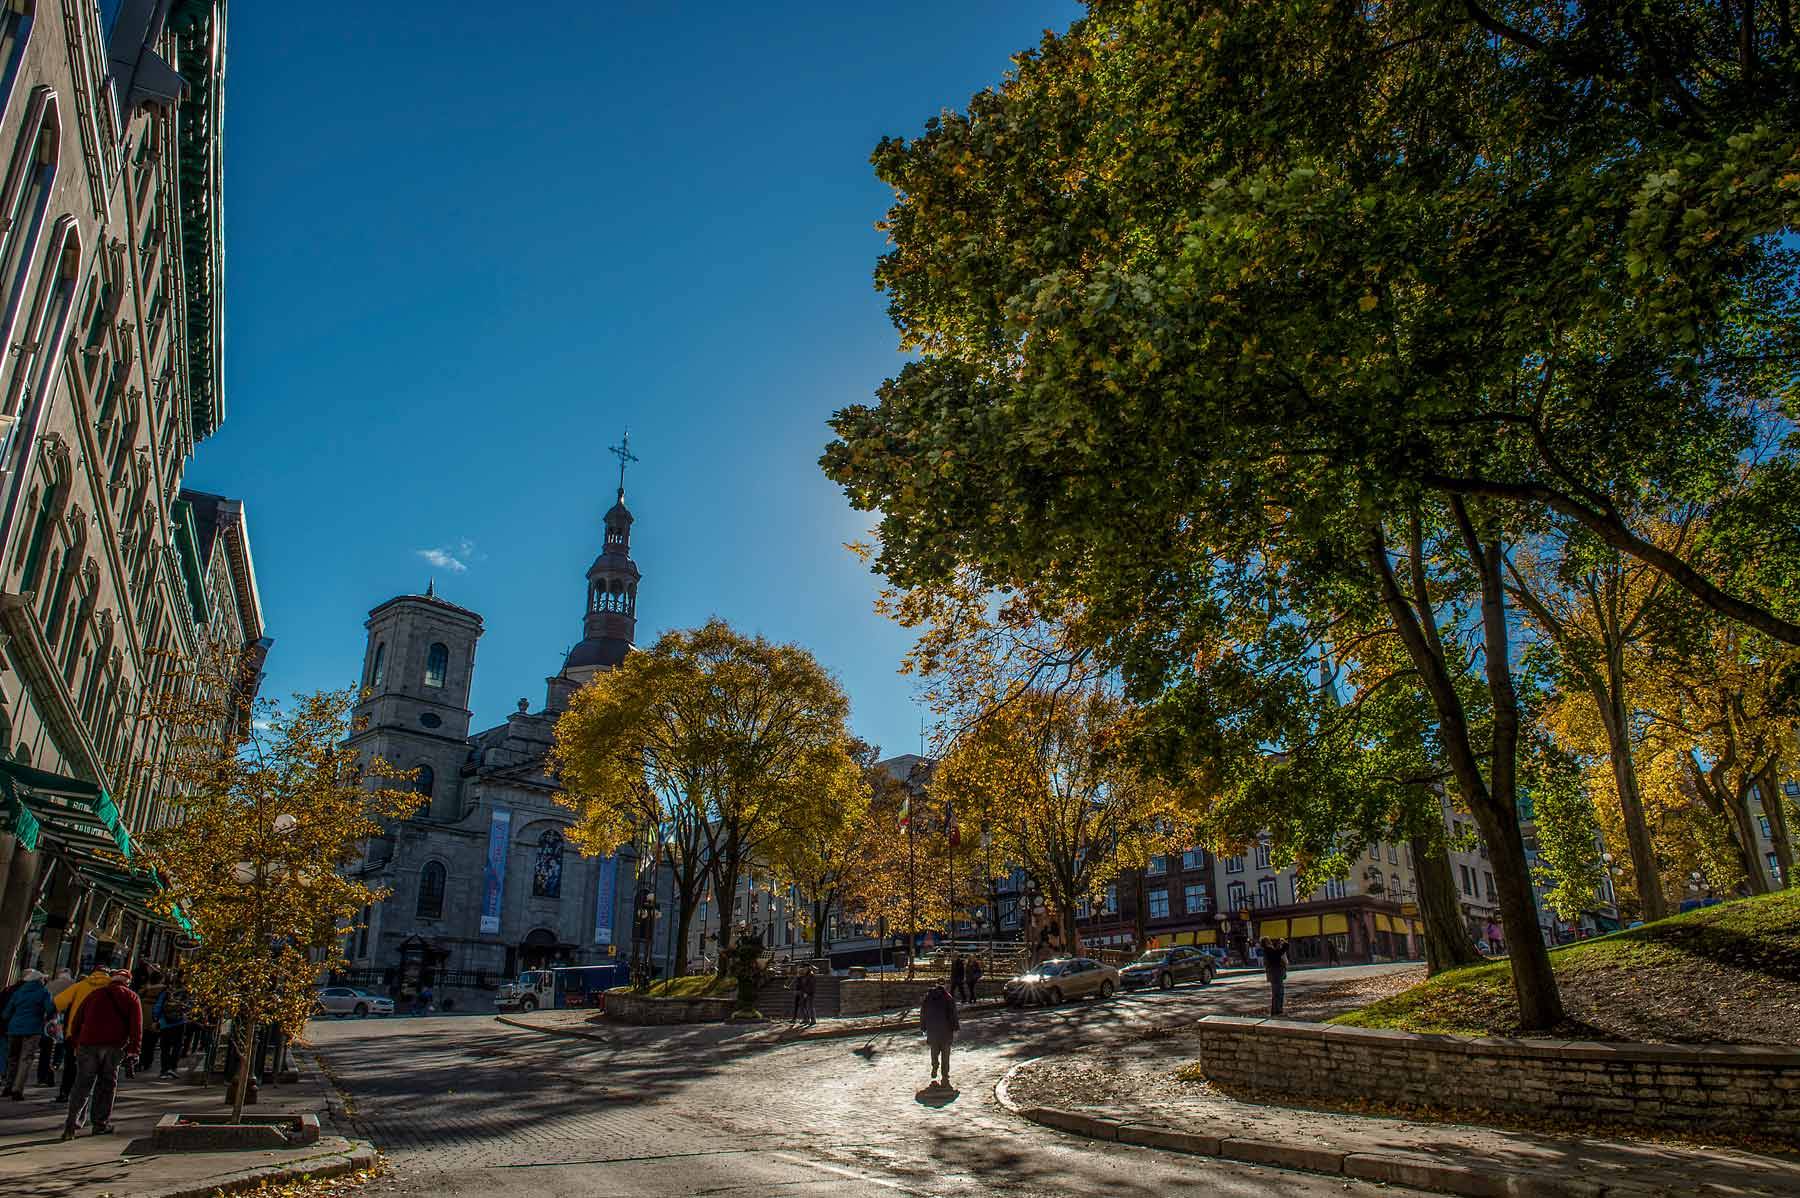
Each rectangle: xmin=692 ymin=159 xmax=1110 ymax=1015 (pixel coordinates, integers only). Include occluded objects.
xmin=315 ymin=986 xmax=394 ymax=1018
xmin=1003 ymin=957 xmax=1121 ymax=1007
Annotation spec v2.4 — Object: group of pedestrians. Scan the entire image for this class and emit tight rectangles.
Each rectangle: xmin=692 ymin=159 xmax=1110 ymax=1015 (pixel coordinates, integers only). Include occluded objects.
xmin=788 ymin=967 xmax=817 ymax=1026
xmin=947 ymin=953 xmax=982 ymax=1002
xmin=0 ymin=960 xmax=196 ymax=1140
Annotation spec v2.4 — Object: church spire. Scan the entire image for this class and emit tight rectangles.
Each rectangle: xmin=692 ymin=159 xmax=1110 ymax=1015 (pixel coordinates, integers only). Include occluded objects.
xmin=608 ymin=429 xmax=639 ymax=503
xmin=557 ymin=431 xmax=644 ymax=688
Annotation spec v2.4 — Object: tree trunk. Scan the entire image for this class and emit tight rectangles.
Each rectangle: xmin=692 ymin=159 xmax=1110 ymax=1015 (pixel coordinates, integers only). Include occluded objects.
xmin=711 ymin=854 xmax=741 ymax=973
xmin=1758 ymin=761 xmax=1795 ymax=889
xmin=1685 ymin=755 xmax=1763 ymax=892
xmin=1730 ymin=780 xmax=1774 ymax=895
xmin=1132 ymin=870 xmax=1148 ymax=951
xmin=229 ymin=1018 xmax=253 ymax=1122
xmin=812 ymin=896 xmax=829 ymax=961
xmin=1367 ymin=518 xmax=1565 ymax=1029
xmin=674 ymin=901 xmax=696 ymax=975
xmin=1410 ymin=833 xmax=1481 ymax=974
xmin=1598 ymin=670 xmax=1668 ymax=920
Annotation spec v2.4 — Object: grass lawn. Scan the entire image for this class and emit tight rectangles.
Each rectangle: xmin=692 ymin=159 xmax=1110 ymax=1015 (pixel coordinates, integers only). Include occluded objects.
xmin=629 ymin=974 xmax=736 ymax=1000
xmin=1331 ymin=889 xmax=1800 ymax=1043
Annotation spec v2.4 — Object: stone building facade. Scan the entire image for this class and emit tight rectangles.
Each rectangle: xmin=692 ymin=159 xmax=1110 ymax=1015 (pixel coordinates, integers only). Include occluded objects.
xmin=342 ymin=486 xmax=677 ymax=1010
xmin=0 ymin=1 xmax=268 ymax=983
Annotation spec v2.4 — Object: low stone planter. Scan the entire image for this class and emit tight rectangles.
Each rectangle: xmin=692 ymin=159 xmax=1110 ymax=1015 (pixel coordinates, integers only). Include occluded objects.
xmin=152 ymin=1112 xmax=321 ymax=1151
xmin=603 ymin=990 xmax=739 ymax=1024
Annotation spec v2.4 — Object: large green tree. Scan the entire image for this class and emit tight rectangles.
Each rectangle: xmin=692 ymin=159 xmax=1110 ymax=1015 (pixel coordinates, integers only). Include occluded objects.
xmin=823 ymin=1 xmax=1797 ymax=1027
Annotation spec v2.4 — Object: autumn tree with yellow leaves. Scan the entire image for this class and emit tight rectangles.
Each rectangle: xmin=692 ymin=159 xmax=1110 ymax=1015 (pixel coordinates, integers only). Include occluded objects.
xmin=130 ymin=642 xmax=415 ymax=1119
xmin=554 ymin=620 xmax=862 ymax=969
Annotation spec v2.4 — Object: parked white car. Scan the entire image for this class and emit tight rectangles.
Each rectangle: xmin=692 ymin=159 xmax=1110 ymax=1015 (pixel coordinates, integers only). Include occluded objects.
xmin=315 ymin=986 xmax=394 ymax=1018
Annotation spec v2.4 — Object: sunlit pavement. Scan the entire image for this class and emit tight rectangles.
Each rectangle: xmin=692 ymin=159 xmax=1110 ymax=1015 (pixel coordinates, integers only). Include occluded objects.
xmin=306 ymin=965 xmax=1425 ymax=1197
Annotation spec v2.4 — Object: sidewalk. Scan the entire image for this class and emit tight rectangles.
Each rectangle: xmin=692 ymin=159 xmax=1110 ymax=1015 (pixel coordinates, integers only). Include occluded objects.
xmin=995 ymin=1054 xmax=1800 ymax=1198
xmin=0 ymin=1050 xmax=375 ymax=1198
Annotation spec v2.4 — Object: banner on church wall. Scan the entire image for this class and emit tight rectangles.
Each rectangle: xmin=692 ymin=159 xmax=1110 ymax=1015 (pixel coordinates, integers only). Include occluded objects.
xmin=594 ymin=854 xmax=618 ymax=945
xmin=480 ymin=808 xmax=512 ymax=934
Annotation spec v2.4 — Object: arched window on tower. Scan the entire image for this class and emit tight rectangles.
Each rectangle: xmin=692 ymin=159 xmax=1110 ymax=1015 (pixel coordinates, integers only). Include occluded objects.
xmin=413 ymin=763 xmax=434 ymax=807
xmin=533 ymin=828 xmax=564 ymax=898
xmin=424 ymin=642 xmax=448 ymax=688
xmin=370 ymin=642 xmax=385 ymax=688
xmin=416 ymin=862 xmax=445 ymax=919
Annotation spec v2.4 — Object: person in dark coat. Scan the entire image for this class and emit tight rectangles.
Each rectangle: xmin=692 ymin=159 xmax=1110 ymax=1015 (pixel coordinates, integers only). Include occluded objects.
xmin=949 ymin=955 xmax=965 ymax=1001
xmin=918 ymin=981 xmax=960 ymax=1088
xmin=796 ymin=968 xmax=817 ymax=1026
xmin=1259 ymin=936 xmax=1291 ymax=1015
xmin=2 ymin=970 xmax=56 ymax=1099
xmin=964 ymin=956 xmax=983 ymax=1003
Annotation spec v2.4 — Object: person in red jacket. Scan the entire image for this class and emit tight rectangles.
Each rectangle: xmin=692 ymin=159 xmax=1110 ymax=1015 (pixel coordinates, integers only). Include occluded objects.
xmin=60 ymin=970 xmax=141 ymax=1140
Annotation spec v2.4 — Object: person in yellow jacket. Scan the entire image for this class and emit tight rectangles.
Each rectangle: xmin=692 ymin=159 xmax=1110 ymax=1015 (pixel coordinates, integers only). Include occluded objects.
xmin=52 ymin=969 xmax=112 ymax=1102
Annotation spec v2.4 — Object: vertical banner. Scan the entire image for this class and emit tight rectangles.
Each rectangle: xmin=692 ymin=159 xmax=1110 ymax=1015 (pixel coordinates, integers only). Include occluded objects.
xmin=593 ymin=854 xmax=618 ymax=945
xmin=480 ymin=808 xmax=512 ymax=934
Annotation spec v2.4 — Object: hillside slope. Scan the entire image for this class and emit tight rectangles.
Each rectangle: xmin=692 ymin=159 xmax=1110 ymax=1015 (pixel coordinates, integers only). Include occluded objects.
xmin=1332 ymin=890 xmax=1800 ymax=1043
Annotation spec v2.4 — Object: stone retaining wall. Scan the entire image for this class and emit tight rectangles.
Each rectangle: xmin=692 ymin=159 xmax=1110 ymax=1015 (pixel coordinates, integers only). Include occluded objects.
xmin=1196 ymin=1016 xmax=1800 ymax=1141
xmin=603 ymin=991 xmax=737 ymax=1025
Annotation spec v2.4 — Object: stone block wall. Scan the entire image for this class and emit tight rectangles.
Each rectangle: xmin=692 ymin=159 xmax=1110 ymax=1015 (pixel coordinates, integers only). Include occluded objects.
xmin=1196 ymin=1016 xmax=1800 ymax=1141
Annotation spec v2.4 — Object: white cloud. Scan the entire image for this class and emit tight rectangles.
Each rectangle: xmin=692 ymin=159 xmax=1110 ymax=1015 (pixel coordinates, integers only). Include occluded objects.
xmin=416 ymin=538 xmax=476 ymax=574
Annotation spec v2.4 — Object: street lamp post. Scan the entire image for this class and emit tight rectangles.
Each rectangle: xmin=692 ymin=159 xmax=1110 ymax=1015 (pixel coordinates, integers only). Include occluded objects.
xmin=633 ymin=890 xmax=660 ymax=991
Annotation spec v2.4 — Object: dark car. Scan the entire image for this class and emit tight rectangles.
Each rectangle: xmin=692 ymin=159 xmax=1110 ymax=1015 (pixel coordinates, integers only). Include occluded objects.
xmin=1118 ymin=945 xmax=1218 ymax=991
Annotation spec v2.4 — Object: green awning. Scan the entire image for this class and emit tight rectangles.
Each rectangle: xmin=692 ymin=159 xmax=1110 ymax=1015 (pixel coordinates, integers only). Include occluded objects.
xmin=0 ymin=760 xmax=130 ymax=862
xmin=0 ymin=761 xmax=192 ymax=936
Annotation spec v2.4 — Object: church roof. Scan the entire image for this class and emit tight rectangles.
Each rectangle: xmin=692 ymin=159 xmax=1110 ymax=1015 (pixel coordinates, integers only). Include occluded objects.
xmin=563 ymin=636 xmax=632 ymax=671
xmin=368 ymin=587 xmax=484 ymax=625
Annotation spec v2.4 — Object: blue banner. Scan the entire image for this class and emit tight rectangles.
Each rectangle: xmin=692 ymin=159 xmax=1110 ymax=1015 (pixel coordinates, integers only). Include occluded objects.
xmin=594 ymin=854 xmax=618 ymax=945
xmin=480 ymin=808 xmax=511 ymax=934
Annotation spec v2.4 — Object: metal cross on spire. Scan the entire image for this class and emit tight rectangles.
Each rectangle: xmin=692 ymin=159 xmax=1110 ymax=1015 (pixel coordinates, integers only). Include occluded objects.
xmin=608 ymin=429 xmax=640 ymax=499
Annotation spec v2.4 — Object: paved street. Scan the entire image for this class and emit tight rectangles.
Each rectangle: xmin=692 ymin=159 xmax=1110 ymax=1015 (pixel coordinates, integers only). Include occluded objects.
xmin=308 ymin=966 xmax=1425 ymax=1197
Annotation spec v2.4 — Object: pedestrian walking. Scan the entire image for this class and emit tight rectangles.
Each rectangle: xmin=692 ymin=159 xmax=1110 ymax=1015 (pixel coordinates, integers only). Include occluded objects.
xmin=53 ymin=966 xmax=116 ymax=1103
xmin=153 ymin=979 xmax=190 ymax=1078
xmin=137 ymin=968 xmax=166 ymax=1074
xmin=1259 ymin=936 xmax=1290 ymax=1016
xmin=919 ymin=980 xmax=959 ymax=1089
xmin=2 ymin=970 xmax=55 ymax=1099
xmin=61 ymin=969 xmax=142 ymax=1140
xmin=790 ymin=968 xmax=808 ymax=1024
xmin=1326 ymin=938 xmax=1340 ymax=966
xmin=39 ymin=968 xmax=74 ymax=1088
xmin=949 ymin=954 xmax=965 ymax=1003
xmin=964 ymin=956 xmax=982 ymax=1003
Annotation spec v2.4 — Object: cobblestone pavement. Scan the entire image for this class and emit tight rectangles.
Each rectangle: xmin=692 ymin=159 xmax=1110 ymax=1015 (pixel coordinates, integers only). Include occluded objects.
xmin=307 ymin=965 xmax=1429 ymax=1197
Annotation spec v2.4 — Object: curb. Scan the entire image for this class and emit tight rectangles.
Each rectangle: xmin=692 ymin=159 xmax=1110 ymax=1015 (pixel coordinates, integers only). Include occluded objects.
xmin=991 ymin=1062 xmax=1635 ymax=1198
xmin=135 ymin=1139 xmax=380 ymax=1198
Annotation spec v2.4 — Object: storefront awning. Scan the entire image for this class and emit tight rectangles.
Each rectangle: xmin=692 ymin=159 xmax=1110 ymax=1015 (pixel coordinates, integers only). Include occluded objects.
xmin=1322 ymin=913 xmax=1349 ymax=935
xmin=1290 ymin=915 xmax=1321 ymax=937
xmin=0 ymin=761 xmax=191 ymax=936
xmin=1258 ymin=918 xmax=1289 ymax=938
xmin=0 ymin=759 xmax=129 ymax=860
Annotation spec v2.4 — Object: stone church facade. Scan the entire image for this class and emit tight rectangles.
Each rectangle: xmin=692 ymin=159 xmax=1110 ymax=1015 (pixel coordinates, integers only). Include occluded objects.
xmin=341 ymin=485 xmax=670 ymax=1010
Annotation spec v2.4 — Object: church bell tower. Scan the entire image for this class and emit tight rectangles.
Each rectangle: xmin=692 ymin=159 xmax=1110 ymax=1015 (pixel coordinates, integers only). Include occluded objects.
xmin=548 ymin=432 xmax=643 ymax=705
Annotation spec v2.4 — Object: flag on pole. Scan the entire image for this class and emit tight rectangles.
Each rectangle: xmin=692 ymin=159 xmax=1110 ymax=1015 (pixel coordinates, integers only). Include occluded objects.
xmin=898 ymin=795 xmax=911 ymax=830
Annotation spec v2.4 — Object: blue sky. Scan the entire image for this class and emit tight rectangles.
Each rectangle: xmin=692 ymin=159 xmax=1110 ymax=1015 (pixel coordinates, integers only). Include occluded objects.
xmin=182 ymin=3 xmax=1084 ymax=755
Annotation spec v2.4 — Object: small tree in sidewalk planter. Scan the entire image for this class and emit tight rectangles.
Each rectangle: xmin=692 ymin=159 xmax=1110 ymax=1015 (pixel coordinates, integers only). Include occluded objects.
xmin=131 ymin=642 xmax=415 ymax=1122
